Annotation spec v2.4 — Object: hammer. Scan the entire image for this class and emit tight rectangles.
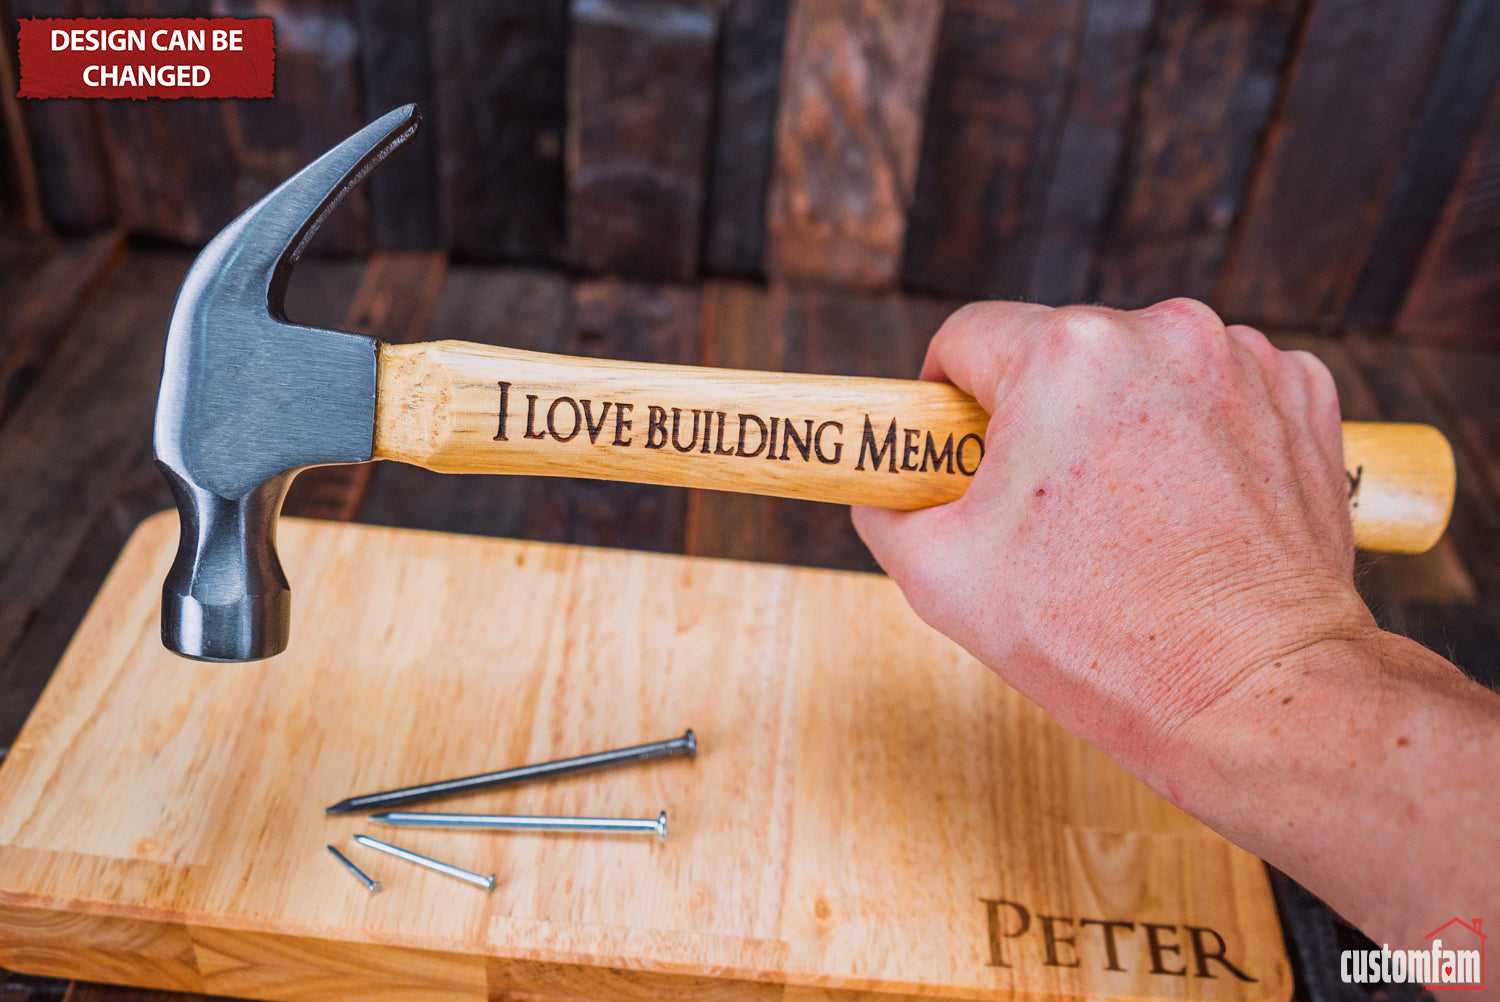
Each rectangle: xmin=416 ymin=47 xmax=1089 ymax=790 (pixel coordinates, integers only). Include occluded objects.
xmin=154 ymin=106 xmax=1456 ymax=662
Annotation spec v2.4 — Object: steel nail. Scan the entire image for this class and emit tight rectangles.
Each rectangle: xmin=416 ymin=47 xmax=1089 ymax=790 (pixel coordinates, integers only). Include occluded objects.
xmin=326 ymin=729 xmax=698 ymax=814
xmin=371 ymin=810 xmax=669 ymax=842
xmin=327 ymin=843 xmax=382 ymax=894
xmin=353 ymin=834 xmax=496 ymax=892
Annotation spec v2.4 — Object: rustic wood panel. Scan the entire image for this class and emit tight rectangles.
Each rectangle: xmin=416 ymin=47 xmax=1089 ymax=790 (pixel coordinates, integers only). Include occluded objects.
xmin=282 ymin=252 xmax=448 ymax=521
xmin=0 ymin=5 xmax=46 ymax=235
xmin=1347 ymin=334 xmax=1500 ymax=598
xmin=902 ymin=0 xmax=1086 ymax=299
xmin=9 ymin=0 xmax=115 ymax=232
xmin=0 ymin=252 xmax=182 ymax=614
xmin=0 ymin=230 xmax=123 ymax=424
xmin=1409 ymin=346 xmax=1500 ymax=519
xmin=1345 ymin=0 xmax=1500 ymax=329
xmin=0 ymin=251 xmax=188 ymax=747
xmin=768 ymin=0 xmax=943 ymax=289
xmin=358 ymin=265 xmax=575 ymax=537
xmin=356 ymin=0 xmax=441 ymax=249
xmin=431 ymin=0 xmax=567 ymax=263
xmin=216 ymin=0 xmax=370 ymax=256
xmin=702 ymin=0 xmax=790 ymax=277
xmin=1219 ymin=0 xmax=1458 ymax=328
xmin=1094 ymin=0 xmax=1302 ymax=309
xmin=683 ymin=280 xmax=795 ymax=562
xmin=58 ymin=0 xmax=233 ymax=243
xmin=92 ymin=97 xmax=235 ymax=244
xmin=1026 ymin=0 xmax=1154 ymax=306
xmin=0 ymin=463 xmax=172 ymax=752
xmin=567 ymin=0 xmax=718 ymax=282
xmin=526 ymin=278 xmax=699 ymax=551
xmin=1395 ymin=83 xmax=1500 ymax=347
xmin=13 ymin=96 xmax=114 ymax=234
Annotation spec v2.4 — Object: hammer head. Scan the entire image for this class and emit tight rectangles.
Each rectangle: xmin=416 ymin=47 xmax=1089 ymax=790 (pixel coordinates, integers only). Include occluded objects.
xmin=154 ymin=105 xmax=419 ymax=662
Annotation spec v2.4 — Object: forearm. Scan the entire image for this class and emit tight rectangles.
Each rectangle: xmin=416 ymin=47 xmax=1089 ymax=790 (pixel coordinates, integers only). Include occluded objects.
xmin=1155 ymin=630 xmax=1500 ymax=945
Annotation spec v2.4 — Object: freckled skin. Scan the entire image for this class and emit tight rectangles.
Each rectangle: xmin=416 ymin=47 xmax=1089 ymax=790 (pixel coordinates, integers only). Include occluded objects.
xmin=853 ymin=298 xmax=1500 ymax=959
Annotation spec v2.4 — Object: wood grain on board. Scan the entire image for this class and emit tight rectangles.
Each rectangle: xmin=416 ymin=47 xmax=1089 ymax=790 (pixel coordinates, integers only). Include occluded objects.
xmin=567 ymin=0 xmax=718 ymax=282
xmin=0 ymin=514 xmax=1292 ymax=1002
xmin=767 ymin=0 xmax=942 ymax=288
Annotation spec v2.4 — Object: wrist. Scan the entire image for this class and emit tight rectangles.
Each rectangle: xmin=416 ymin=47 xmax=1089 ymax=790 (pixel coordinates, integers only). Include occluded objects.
xmin=1140 ymin=606 xmax=1386 ymax=809
xmin=1144 ymin=624 xmax=1500 ymax=946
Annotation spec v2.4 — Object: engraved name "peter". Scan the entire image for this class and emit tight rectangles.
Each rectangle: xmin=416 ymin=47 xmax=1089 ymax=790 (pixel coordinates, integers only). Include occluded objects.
xmin=493 ymin=382 xmax=984 ymax=476
xmin=982 ymin=898 xmax=1258 ymax=982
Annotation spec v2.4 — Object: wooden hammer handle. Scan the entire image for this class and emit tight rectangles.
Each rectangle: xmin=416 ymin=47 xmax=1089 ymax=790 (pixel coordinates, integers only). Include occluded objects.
xmin=373 ymin=341 xmax=1456 ymax=554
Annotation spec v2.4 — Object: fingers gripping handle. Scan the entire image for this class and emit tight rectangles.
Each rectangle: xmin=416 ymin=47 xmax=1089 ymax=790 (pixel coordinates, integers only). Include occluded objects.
xmin=373 ymin=342 xmax=1455 ymax=554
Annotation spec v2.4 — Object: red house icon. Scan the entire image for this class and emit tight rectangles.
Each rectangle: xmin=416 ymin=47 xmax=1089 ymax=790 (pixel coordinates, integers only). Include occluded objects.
xmin=1424 ymin=918 xmax=1486 ymax=991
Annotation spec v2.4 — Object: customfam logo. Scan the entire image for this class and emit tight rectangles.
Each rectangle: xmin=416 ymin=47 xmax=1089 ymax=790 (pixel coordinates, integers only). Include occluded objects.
xmin=1340 ymin=918 xmax=1484 ymax=990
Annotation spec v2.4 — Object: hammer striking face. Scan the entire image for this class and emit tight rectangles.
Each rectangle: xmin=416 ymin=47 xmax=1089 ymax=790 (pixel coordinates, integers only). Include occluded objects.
xmin=154 ymin=106 xmax=1455 ymax=662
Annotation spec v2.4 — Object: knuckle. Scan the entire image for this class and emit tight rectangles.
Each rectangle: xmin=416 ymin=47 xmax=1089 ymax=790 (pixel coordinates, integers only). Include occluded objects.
xmin=1286 ymin=349 xmax=1338 ymax=397
xmin=1287 ymin=350 xmax=1342 ymax=420
xmin=1227 ymin=323 xmax=1273 ymax=355
xmin=940 ymin=301 xmax=1004 ymax=337
xmin=1038 ymin=306 xmax=1119 ymax=355
xmin=1141 ymin=297 xmax=1225 ymax=338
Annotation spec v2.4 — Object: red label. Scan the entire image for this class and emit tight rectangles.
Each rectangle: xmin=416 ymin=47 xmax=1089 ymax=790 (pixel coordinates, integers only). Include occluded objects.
xmin=16 ymin=18 xmax=274 ymax=99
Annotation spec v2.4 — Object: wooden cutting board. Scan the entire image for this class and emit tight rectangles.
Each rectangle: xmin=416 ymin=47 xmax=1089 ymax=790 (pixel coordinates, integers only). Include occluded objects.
xmin=0 ymin=513 xmax=1289 ymax=1002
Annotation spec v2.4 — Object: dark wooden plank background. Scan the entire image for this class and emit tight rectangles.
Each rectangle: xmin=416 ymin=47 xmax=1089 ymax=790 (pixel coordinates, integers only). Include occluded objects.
xmin=3 ymin=2 xmax=1499 ymax=1001
xmin=7 ymin=0 xmax=1500 ymax=338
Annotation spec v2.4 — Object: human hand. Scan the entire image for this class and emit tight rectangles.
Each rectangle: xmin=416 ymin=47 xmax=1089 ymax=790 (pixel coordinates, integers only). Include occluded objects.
xmin=852 ymin=299 xmax=1377 ymax=788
